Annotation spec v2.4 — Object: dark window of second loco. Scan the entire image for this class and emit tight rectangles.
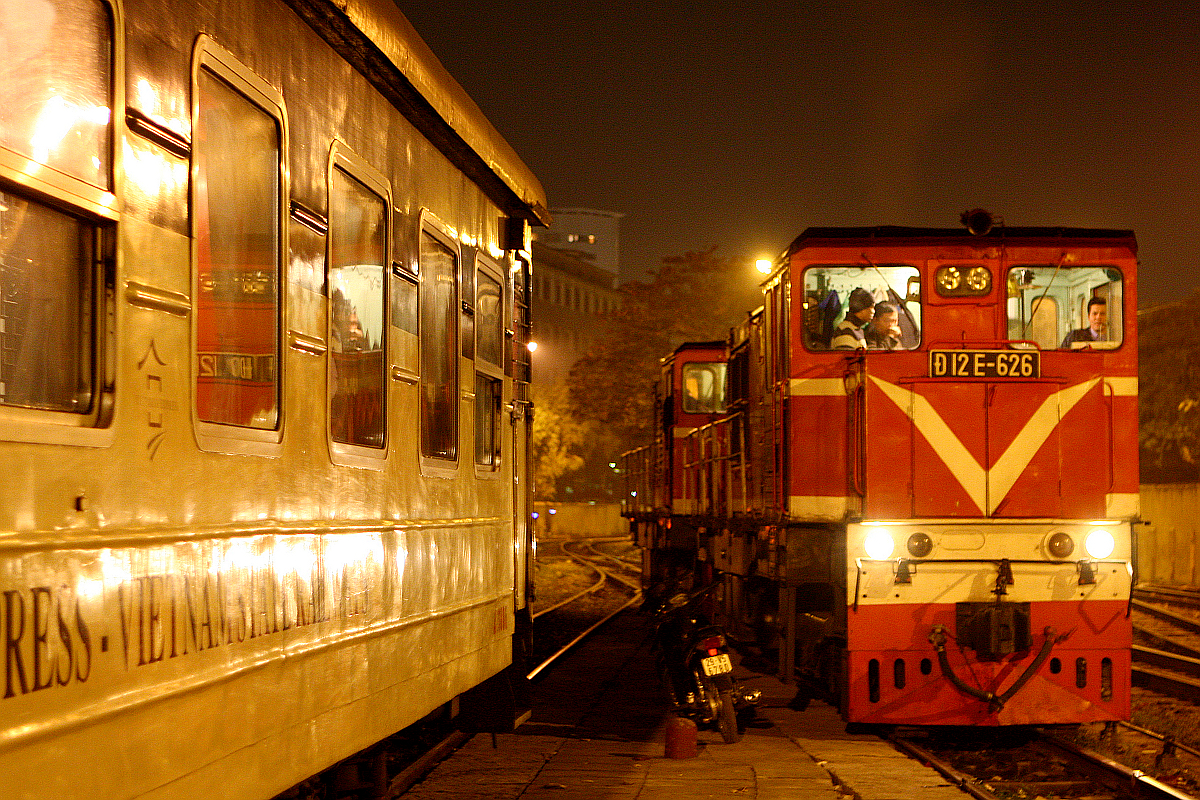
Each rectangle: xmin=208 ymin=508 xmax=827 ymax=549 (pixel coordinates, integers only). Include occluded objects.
xmin=329 ymin=166 xmax=387 ymax=448
xmin=194 ymin=69 xmax=281 ymax=429
xmin=420 ymin=227 xmax=459 ymax=461
xmin=682 ymin=362 xmax=726 ymax=413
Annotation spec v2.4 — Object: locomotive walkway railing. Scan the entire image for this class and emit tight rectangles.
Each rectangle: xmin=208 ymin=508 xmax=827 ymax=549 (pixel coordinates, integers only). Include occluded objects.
xmin=681 ymin=412 xmax=748 ymax=518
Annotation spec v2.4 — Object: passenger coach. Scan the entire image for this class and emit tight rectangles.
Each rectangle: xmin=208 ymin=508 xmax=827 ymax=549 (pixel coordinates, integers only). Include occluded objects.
xmin=0 ymin=1 xmax=544 ymax=797
xmin=627 ymin=214 xmax=1137 ymax=727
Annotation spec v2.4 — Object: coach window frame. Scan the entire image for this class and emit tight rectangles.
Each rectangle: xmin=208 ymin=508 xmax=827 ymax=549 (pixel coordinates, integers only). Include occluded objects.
xmin=190 ymin=36 xmax=288 ymax=456
xmin=418 ymin=210 xmax=461 ymax=476
xmin=0 ymin=0 xmax=121 ymax=448
xmin=326 ymin=141 xmax=390 ymax=467
xmin=474 ymin=252 xmax=505 ymax=474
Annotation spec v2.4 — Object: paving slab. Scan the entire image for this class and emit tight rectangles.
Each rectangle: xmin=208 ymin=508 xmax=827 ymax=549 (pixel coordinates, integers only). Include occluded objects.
xmin=403 ymin=611 xmax=968 ymax=799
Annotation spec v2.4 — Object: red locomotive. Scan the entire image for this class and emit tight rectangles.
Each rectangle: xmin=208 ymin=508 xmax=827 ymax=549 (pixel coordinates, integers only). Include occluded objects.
xmin=625 ymin=213 xmax=1137 ymax=726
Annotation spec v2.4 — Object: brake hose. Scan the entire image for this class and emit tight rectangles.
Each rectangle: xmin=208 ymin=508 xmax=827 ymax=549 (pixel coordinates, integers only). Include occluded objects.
xmin=928 ymin=624 xmax=1058 ymax=713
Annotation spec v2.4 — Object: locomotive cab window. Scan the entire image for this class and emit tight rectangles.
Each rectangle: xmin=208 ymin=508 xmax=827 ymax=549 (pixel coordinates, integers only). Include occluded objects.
xmin=0 ymin=0 xmax=118 ymax=442
xmin=802 ymin=266 xmax=921 ymax=351
xmin=419 ymin=214 xmax=459 ymax=469
xmin=1006 ymin=266 xmax=1123 ymax=350
xmin=474 ymin=255 xmax=504 ymax=471
xmin=192 ymin=39 xmax=286 ymax=450
xmin=328 ymin=145 xmax=389 ymax=455
xmin=681 ymin=362 xmax=726 ymax=414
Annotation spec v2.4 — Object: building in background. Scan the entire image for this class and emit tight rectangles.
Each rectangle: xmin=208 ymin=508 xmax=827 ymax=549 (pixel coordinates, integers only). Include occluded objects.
xmin=530 ymin=240 xmax=622 ymax=384
xmin=534 ymin=208 xmax=623 ymax=277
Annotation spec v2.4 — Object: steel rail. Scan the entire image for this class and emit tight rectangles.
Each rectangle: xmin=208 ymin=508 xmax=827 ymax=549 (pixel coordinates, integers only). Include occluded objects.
xmin=526 ymin=538 xmax=643 ymax=680
xmin=531 ymin=540 xmax=608 ymax=620
xmin=1118 ymin=720 xmax=1200 ymax=763
xmin=1133 ymin=599 xmax=1200 ymax=635
xmin=525 ymin=593 xmax=642 ymax=680
xmin=1043 ymin=733 xmax=1199 ymax=800
xmin=1135 ymin=586 xmax=1200 ymax=611
xmin=583 ymin=541 xmax=642 ymax=589
xmin=1134 ymin=644 xmax=1200 ymax=680
xmin=889 ymin=735 xmax=999 ymax=800
xmin=1132 ymin=663 xmax=1200 ymax=700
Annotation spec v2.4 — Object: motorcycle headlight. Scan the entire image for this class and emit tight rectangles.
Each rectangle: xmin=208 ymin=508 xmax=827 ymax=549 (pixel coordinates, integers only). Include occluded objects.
xmin=1085 ymin=529 xmax=1116 ymax=559
xmin=864 ymin=528 xmax=895 ymax=560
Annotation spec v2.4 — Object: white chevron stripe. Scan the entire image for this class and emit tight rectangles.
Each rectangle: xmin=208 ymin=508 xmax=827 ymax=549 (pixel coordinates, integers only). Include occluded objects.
xmin=871 ymin=377 xmax=987 ymax=514
xmin=870 ymin=375 xmax=1100 ymax=516
xmin=987 ymin=378 xmax=1098 ymax=512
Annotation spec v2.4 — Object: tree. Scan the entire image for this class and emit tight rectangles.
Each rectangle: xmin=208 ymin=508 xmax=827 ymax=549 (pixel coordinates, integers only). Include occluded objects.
xmin=567 ymin=247 xmax=762 ymax=451
xmin=1140 ymin=296 xmax=1200 ymax=482
xmin=529 ymin=381 xmax=590 ymax=500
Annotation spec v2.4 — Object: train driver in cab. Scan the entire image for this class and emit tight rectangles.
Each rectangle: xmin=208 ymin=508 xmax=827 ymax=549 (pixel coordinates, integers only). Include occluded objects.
xmin=831 ymin=288 xmax=876 ymax=350
xmin=865 ymin=301 xmax=902 ymax=351
xmin=1061 ymin=297 xmax=1107 ymax=348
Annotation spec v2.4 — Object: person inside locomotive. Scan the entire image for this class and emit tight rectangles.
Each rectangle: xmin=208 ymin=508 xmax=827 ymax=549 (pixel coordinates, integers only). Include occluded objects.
xmin=865 ymin=301 xmax=902 ymax=350
xmin=1060 ymin=296 xmax=1107 ymax=348
xmin=831 ymin=287 xmax=876 ymax=349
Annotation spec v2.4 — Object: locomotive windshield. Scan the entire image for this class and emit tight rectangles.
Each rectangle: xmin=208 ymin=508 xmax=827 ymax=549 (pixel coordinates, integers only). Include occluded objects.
xmin=682 ymin=361 xmax=726 ymax=413
xmin=802 ymin=265 xmax=921 ymax=351
xmin=1006 ymin=266 xmax=1123 ymax=350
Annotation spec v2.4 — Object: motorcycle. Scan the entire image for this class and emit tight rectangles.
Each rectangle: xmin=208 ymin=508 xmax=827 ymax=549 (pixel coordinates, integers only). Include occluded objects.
xmin=645 ymin=581 xmax=760 ymax=743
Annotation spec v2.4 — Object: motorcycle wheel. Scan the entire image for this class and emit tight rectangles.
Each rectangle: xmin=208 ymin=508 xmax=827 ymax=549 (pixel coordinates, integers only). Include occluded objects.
xmin=717 ymin=689 xmax=740 ymax=743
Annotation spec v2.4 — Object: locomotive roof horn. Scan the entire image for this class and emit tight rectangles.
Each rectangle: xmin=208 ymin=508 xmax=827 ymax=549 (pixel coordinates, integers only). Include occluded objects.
xmin=961 ymin=208 xmax=994 ymax=236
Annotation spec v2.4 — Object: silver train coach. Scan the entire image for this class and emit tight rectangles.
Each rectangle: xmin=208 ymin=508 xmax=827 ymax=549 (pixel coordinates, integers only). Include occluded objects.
xmin=0 ymin=0 xmax=546 ymax=797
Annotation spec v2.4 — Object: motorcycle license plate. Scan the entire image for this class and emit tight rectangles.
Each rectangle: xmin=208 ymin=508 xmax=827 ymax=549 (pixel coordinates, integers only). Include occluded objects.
xmin=701 ymin=653 xmax=733 ymax=676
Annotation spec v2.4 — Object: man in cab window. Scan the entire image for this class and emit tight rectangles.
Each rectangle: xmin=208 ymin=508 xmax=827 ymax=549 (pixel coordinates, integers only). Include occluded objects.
xmin=865 ymin=301 xmax=902 ymax=351
xmin=831 ymin=288 xmax=875 ymax=350
xmin=1061 ymin=297 xmax=1107 ymax=348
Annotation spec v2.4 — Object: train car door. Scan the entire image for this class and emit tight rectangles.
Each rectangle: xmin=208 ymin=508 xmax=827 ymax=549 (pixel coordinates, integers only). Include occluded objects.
xmin=511 ymin=251 xmax=532 ymax=613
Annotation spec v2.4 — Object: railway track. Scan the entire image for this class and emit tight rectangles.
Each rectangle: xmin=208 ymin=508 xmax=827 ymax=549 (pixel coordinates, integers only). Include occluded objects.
xmin=527 ymin=537 xmax=642 ymax=678
xmin=336 ymin=537 xmax=643 ymax=799
xmin=894 ymin=728 xmax=1198 ymax=800
xmin=1133 ymin=587 xmax=1200 ymax=700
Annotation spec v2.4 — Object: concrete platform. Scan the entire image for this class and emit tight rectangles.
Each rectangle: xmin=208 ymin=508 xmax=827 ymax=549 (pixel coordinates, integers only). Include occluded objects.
xmin=402 ymin=611 xmax=966 ymax=800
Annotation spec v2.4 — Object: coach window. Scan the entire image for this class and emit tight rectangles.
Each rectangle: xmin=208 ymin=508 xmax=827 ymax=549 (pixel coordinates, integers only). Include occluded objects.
xmin=1007 ymin=266 xmax=1123 ymax=350
xmin=461 ymin=250 xmax=476 ymax=360
xmin=802 ymin=266 xmax=922 ymax=351
xmin=0 ymin=0 xmax=117 ymax=443
xmin=420 ymin=215 xmax=459 ymax=467
xmin=328 ymin=145 xmax=389 ymax=453
xmin=475 ymin=256 xmax=504 ymax=470
xmin=391 ymin=267 xmax=418 ymax=378
xmin=193 ymin=39 xmax=286 ymax=448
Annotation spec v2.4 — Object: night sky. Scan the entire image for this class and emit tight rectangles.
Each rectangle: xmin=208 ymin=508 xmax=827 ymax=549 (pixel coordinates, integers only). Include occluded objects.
xmin=399 ymin=1 xmax=1200 ymax=308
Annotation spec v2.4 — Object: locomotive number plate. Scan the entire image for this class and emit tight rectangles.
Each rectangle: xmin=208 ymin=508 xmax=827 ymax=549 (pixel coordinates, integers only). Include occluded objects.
xmin=930 ymin=350 xmax=1040 ymax=379
xmin=701 ymin=653 xmax=733 ymax=676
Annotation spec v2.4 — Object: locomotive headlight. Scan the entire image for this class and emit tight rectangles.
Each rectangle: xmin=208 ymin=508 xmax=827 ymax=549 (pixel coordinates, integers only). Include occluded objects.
xmin=906 ymin=532 xmax=933 ymax=558
xmin=936 ymin=266 xmax=961 ymax=293
xmin=936 ymin=265 xmax=992 ymax=296
xmin=864 ymin=528 xmax=895 ymax=560
xmin=966 ymin=266 xmax=991 ymax=292
xmin=1046 ymin=531 xmax=1075 ymax=559
xmin=1085 ymin=529 xmax=1116 ymax=559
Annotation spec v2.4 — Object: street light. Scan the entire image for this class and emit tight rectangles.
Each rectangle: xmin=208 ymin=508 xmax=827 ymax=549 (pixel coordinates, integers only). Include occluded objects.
xmin=755 ymin=259 xmax=772 ymax=274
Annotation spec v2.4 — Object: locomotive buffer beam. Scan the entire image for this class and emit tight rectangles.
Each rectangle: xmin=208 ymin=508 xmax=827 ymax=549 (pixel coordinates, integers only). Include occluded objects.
xmin=929 ymin=623 xmax=1060 ymax=713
